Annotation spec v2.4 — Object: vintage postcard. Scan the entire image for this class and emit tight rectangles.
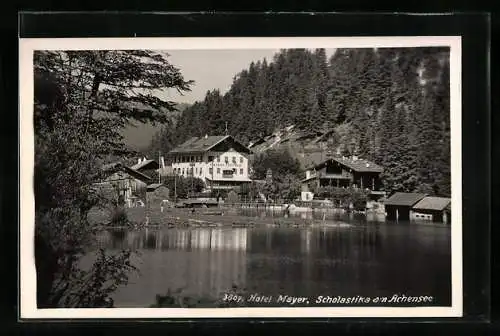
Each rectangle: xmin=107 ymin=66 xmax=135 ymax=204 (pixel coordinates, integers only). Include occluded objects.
xmin=19 ymin=36 xmax=462 ymax=318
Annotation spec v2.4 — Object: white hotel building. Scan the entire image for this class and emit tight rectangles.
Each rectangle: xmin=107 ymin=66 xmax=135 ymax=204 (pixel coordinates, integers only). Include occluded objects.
xmin=166 ymin=135 xmax=253 ymax=191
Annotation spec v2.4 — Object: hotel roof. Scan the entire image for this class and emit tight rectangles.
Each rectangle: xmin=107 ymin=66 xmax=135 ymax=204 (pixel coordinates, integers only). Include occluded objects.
xmin=168 ymin=135 xmax=252 ymax=154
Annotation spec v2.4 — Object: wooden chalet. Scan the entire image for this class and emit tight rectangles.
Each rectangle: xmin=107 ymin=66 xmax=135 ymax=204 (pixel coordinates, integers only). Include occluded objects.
xmin=95 ymin=162 xmax=153 ymax=207
xmin=301 ymin=155 xmax=384 ymax=196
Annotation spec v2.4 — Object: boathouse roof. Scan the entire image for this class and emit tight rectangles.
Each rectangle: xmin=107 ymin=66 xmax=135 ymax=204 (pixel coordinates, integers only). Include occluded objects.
xmin=168 ymin=135 xmax=252 ymax=155
xmin=384 ymin=192 xmax=427 ymax=207
xmin=412 ymin=196 xmax=451 ymax=211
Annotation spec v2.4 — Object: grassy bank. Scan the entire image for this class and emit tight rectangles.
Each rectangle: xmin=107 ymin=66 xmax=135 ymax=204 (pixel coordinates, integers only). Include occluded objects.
xmin=88 ymin=206 xmax=356 ymax=230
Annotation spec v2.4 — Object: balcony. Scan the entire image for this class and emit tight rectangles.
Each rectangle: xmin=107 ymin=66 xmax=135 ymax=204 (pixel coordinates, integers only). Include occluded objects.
xmin=319 ymin=173 xmax=351 ymax=180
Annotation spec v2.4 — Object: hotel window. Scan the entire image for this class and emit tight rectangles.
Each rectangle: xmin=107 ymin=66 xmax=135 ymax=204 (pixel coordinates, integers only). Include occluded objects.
xmin=191 ymin=156 xmax=194 ymax=162
xmin=232 ymin=156 xmax=236 ymax=164
xmin=240 ymin=157 xmax=243 ymax=163
xmin=195 ymin=167 xmax=198 ymax=174
xmin=217 ymin=156 xmax=220 ymax=162
xmin=209 ymin=156 xmax=214 ymax=162
xmin=240 ymin=168 xmax=243 ymax=175
xmin=225 ymin=156 xmax=229 ymax=163
xmin=209 ymin=168 xmax=213 ymax=174
xmin=182 ymin=168 xmax=185 ymax=175
xmin=199 ymin=168 xmax=203 ymax=175
xmin=217 ymin=168 xmax=220 ymax=174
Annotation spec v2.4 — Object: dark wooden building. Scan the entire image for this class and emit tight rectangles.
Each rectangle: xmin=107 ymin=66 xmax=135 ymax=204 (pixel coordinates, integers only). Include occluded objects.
xmin=384 ymin=192 xmax=427 ymax=221
xmin=411 ymin=196 xmax=451 ymax=223
xmin=301 ymin=155 xmax=385 ymax=199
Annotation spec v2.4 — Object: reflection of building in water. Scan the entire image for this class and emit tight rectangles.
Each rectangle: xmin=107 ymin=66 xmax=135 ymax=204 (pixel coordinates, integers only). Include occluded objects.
xmin=185 ymin=228 xmax=248 ymax=298
xmin=186 ymin=228 xmax=248 ymax=250
xmin=300 ymin=229 xmax=312 ymax=253
xmin=106 ymin=228 xmax=249 ymax=300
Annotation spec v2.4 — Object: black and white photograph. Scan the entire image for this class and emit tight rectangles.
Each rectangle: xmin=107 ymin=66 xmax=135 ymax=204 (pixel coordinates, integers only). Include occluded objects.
xmin=19 ymin=36 xmax=462 ymax=318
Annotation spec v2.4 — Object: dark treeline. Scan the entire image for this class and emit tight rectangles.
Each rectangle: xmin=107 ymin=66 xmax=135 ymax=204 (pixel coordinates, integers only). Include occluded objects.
xmin=151 ymin=48 xmax=450 ymax=197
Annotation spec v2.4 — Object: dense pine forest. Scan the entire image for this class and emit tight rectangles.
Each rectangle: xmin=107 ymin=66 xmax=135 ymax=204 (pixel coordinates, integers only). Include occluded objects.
xmin=149 ymin=47 xmax=451 ymax=197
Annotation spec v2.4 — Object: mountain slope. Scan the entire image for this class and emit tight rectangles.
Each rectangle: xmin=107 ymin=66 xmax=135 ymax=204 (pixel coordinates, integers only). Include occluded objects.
xmin=121 ymin=103 xmax=190 ymax=150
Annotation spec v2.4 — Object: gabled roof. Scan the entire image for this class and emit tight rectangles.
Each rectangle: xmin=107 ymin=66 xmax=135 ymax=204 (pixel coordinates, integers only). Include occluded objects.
xmin=101 ymin=162 xmax=152 ymax=183
xmin=310 ymin=156 xmax=383 ymax=173
xmin=131 ymin=159 xmax=159 ymax=171
xmin=334 ymin=156 xmax=384 ymax=173
xmin=168 ymin=135 xmax=252 ymax=155
xmin=122 ymin=166 xmax=153 ymax=183
xmin=384 ymin=192 xmax=427 ymax=207
xmin=412 ymin=196 xmax=451 ymax=211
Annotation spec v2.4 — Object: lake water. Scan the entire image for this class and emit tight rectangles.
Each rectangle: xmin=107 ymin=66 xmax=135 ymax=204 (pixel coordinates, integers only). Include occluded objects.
xmin=91 ymin=209 xmax=451 ymax=308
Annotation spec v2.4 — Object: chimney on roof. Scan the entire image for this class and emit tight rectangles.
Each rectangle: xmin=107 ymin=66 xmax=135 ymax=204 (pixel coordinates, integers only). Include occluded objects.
xmin=366 ymin=163 xmax=370 ymax=167
xmin=352 ymin=154 xmax=358 ymax=161
xmin=205 ymin=134 xmax=208 ymax=139
xmin=137 ymin=158 xmax=141 ymax=164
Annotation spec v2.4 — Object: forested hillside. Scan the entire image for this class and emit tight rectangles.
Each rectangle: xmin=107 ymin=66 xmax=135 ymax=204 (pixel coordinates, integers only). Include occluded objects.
xmin=149 ymin=48 xmax=451 ymax=197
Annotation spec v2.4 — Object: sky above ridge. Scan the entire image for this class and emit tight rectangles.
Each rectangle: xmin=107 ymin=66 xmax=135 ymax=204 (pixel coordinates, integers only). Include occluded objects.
xmin=158 ymin=49 xmax=336 ymax=105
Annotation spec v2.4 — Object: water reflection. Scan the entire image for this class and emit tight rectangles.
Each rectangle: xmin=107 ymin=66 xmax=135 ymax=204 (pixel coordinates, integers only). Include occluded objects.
xmin=94 ymin=213 xmax=451 ymax=308
xmin=101 ymin=228 xmax=249 ymax=251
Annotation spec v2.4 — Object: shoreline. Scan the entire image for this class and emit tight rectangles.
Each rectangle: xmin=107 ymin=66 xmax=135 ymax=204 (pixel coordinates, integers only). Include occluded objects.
xmin=89 ymin=206 xmax=449 ymax=231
